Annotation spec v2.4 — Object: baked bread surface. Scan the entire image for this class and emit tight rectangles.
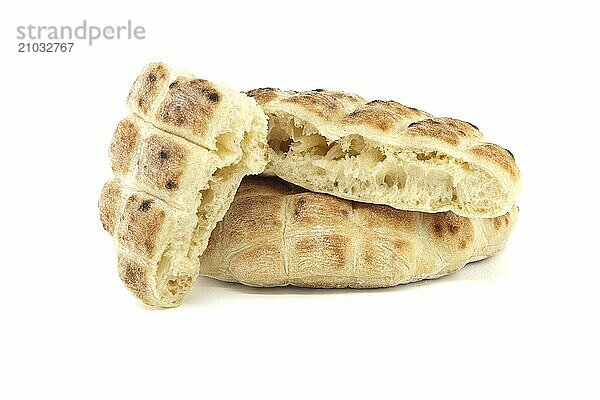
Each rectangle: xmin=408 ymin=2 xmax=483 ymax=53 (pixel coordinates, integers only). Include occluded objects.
xmin=199 ymin=177 xmax=518 ymax=288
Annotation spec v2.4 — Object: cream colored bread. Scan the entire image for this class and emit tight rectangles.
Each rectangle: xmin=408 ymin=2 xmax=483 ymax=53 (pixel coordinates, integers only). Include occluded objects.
xmin=247 ymin=88 xmax=520 ymax=218
xmin=99 ymin=62 xmax=268 ymax=307
xmin=199 ymin=177 xmax=518 ymax=288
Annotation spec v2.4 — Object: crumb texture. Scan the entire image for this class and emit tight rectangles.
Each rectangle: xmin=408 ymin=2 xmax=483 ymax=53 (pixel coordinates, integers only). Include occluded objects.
xmin=247 ymin=88 xmax=520 ymax=218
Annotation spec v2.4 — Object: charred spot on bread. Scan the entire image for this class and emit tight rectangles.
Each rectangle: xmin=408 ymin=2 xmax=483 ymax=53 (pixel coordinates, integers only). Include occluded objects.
xmin=136 ymin=134 xmax=187 ymax=195
xmin=139 ymin=200 xmax=151 ymax=211
xmin=208 ymin=92 xmax=219 ymax=102
xmin=118 ymin=194 xmax=166 ymax=259
xmin=165 ymin=180 xmax=177 ymax=190
xmin=156 ymin=77 xmax=220 ymax=135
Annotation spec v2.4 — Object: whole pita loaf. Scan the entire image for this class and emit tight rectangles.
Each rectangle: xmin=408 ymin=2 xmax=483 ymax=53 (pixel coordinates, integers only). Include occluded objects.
xmin=247 ymin=88 xmax=520 ymax=218
xmin=99 ymin=62 xmax=268 ymax=307
xmin=199 ymin=177 xmax=518 ymax=288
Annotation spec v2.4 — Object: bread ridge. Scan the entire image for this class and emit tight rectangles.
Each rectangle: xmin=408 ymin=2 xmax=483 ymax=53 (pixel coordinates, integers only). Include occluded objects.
xmin=99 ymin=62 xmax=268 ymax=307
xmin=199 ymin=177 xmax=518 ymax=288
xmin=247 ymin=88 xmax=520 ymax=218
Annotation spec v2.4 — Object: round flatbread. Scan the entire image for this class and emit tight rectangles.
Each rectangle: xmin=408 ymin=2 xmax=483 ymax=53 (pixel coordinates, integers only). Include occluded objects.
xmin=200 ymin=177 xmax=518 ymax=288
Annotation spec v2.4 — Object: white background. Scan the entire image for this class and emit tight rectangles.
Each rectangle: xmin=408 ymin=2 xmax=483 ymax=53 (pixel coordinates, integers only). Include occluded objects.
xmin=1 ymin=1 xmax=598 ymax=398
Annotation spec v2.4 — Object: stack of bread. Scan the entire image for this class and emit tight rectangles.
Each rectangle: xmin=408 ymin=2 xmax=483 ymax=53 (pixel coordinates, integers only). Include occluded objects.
xmin=100 ymin=62 xmax=520 ymax=307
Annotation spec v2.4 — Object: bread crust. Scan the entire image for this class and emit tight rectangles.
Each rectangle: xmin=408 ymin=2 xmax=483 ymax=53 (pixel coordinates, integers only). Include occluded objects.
xmin=99 ymin=62 xmax=268 ymax=307
xmin=247 ymin=88 xmax=520 ymax=218
xmin=199 ymin=177 xmax=518 ymax=288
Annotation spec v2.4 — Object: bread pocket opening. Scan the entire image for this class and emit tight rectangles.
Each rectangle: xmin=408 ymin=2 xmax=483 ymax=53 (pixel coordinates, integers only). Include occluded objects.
xmin=265 ymin=113 xmax=507 ymax=216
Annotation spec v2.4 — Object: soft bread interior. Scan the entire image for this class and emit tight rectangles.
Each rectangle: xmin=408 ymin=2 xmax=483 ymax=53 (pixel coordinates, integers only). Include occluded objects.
xmin=266 ymin=114 xmax=507 ymax=216
xmin=153 ymin=211 xmax=197 ymax=305
xmin=151 ymin=171 xmax=234 ymax=306
xmin=189 ymin=111 xmax=268 ymax=258
xmin=152 ymin=113 xmax=266 ymax=306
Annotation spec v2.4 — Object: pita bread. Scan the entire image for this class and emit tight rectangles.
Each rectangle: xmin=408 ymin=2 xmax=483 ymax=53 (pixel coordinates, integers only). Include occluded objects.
xmin=199 ymin=177 xmax=518 ymax=288
xmin=99 ymin=62 xmax=268 ymax=307
xmin=247 ymin=88 xmax=520 ymax=218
